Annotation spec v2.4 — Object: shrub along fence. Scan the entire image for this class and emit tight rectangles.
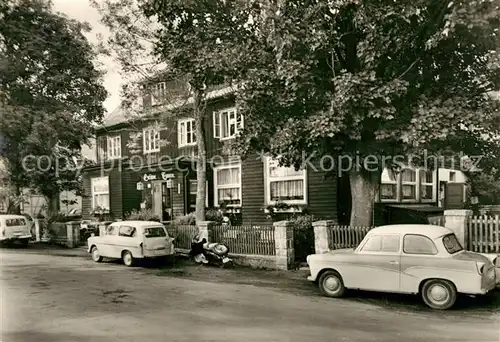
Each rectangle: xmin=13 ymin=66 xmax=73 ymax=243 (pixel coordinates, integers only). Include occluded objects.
xmin=164 ymin=223 xmax=198 ymax=251
xmin=43 ymin=221 xmax=81 ymax=248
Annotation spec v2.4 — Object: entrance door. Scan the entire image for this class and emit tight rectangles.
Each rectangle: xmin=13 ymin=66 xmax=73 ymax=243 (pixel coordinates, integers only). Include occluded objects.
xmin=445 ymin=183 xmax=465 ymax=209
xmin=161 ymin=182 xmax=172 ymax=221
xmin=151 ymin=181 xmax=163 ymax=219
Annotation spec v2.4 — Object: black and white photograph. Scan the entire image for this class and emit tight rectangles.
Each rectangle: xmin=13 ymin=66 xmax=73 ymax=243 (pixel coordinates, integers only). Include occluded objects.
xmin=1 ymin=0 xmax=499 ymax=341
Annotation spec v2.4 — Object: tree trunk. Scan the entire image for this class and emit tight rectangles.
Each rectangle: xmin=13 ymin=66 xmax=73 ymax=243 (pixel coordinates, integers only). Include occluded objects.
xmin=7 ymin=186 xmax=21 ymax=214
xmin=194 ymin=91 xmax=206 ymax=222
xmin=349 ymin=168 xmax=380 ymax=227
xmin=45 ymin=193 xmax=60 ymax=218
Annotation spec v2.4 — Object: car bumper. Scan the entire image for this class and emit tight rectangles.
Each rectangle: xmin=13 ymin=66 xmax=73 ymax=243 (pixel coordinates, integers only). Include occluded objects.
xmin=0 ymin=235 xmax=31 ymax=241
xmin=143 ymin=250 xmax=174 ymax=258
xmin=307 ymin=275 xmax=315 ymax=282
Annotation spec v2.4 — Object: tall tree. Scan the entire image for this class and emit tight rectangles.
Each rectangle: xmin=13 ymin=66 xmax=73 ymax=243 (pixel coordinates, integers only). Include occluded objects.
xmin=95 ymin=0 xmax=252 ymax=222
xmin=0 ymin=0 xmax=107 ymax=215
xmin=233 ymin=0 xmax=500 ymax=225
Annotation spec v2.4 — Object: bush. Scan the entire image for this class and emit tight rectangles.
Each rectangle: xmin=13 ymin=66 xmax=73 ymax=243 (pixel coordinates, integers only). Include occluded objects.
xmin=124 ymin=209 xmax=160 ymax=222
xmin=289 ymin=214 xmax=317 ymax=262
xmin=206 ymin=208 xmax=223 ymax=223
xmin=174 ymin=212 xmax=196 ymax=225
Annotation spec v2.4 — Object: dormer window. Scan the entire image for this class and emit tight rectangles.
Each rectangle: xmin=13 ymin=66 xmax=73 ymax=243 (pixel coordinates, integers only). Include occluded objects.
xmin=213 ymin=108 xmax=243 ymax=140
xmin=151 ymin=82 xmax=167 ymax=106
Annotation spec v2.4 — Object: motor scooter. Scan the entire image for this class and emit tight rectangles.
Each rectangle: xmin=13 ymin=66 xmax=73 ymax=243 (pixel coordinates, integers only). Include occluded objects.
xmin=190 ymin=234 xmax=233 ymax=268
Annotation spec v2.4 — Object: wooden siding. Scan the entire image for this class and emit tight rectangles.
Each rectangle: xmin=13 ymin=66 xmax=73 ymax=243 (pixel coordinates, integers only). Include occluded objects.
xmin=240 ymin=156 xmax=338 ymax=225
xmin=82 ymin=175 xmax=92 ymax=220
xmin=109 ymin=168 xmax=123 ymax=218
xmin=81 ymin=167 xmax=123 ymax=220
xmin=121 ymin=170 xmax=141 ymax=217
xmin=241 ymin=154 xmax=268 ymax=226
xmin=306 ymin=160 xmax=337 ymax=222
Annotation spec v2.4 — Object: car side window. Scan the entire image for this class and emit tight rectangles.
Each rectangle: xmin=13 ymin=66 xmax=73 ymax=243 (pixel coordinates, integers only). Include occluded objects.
xmin=381 ymin=235 xmax=400 ymax=252
xmin=119 ymin=226 xmax=136 ymax=237
xmin=360 ymin=235 xmax=382 ymax=252
xmin=403 ymin=234 xmax=438 ymax=255
xmin=105 ymin=225 xmax=118 ymax=236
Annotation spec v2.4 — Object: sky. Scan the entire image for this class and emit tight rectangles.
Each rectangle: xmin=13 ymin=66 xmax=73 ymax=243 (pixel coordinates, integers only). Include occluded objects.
xmin=52 ymin=0 xmax=122 ymax=115
xmin=52 ymin=0 xmax=123 ymax=159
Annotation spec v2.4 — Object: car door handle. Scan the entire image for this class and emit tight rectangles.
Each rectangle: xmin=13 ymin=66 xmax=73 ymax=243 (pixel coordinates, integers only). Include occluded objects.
xmin=389 ymin=261 xmax=399 ymax=265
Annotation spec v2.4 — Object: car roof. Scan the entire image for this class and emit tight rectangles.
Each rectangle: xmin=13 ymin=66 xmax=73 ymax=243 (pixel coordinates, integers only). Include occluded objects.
xmin=111 ymin=220 xmax=165 ymax=228
xmin=369 ymin=224 xmax=453 ymax=239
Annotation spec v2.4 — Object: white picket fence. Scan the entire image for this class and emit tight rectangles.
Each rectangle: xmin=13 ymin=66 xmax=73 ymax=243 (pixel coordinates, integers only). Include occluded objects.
xmin=467 ymin=215 xmax=500 ymax=253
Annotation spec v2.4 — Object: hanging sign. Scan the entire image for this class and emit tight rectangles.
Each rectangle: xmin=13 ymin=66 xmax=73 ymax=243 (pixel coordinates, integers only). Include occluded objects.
xmin=136 ymin=182 xmax=144 ymax=191
xmin=166 ymin=179 xmax=173 ymax=188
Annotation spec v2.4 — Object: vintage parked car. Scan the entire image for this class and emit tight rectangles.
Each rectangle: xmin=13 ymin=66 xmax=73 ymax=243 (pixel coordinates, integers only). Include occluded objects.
xmin=307 ymin=224 xmax=498 ymax=310
xmin=87 ymin=221 xmax=175 ymax=267
xmin=0 ymin=214 xmax=33 ymax=246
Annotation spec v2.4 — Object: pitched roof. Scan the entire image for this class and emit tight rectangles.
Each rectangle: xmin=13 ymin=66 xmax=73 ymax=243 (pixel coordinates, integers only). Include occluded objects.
xmin=98 ymin=84 xmax=238 ymax=130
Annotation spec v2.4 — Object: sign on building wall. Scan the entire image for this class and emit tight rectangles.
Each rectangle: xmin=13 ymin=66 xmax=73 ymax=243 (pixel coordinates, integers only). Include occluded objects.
xmin=142 ymin=172 xmax=175 ymax=182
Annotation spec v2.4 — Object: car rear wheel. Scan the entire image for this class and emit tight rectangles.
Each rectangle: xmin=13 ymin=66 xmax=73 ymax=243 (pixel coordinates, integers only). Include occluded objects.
xmin=318 ymin=270 xmax=345 ymax=298
xmin=91 ymin=246 xmax=103 ymax=262
xmin=122 ymin=250 xmax=134 ymax=267
xmin=421 ymin=279 xmax=457 ymax=310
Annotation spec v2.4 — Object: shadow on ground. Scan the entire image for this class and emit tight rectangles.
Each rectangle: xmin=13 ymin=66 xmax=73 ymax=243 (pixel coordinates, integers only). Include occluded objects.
xmin=144 ymin=256 xmax=500 ymax=315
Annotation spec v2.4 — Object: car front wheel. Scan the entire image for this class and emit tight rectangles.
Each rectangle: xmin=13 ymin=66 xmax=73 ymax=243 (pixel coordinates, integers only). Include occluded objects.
xmin=421 ymin=279 xmax=457 ymax=310
xmin=318 ymin=270 xmax=345 ymax=298
xmin=91 ymin=246 xmax=103 ymax=263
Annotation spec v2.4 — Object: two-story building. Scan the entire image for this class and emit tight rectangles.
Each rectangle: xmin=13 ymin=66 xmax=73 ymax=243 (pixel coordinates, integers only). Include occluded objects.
xmin=81 ymin=79 xmax=468 ymax=225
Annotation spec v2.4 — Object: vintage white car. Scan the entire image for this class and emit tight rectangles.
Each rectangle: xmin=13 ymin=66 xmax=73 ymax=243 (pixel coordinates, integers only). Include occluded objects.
xmin=0 ymin=214 xmax=33 ymax=246
xmin=307 ymin=224 xmax=498 ymax=310
xmin=87 ymin=221 xmax=175 ymax=267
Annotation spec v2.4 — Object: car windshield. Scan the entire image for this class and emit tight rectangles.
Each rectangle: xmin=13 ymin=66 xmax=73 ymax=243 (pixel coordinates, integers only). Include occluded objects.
xmin=144 ymin=227 xmax=167 ymax=238
xmin=442 ymin=233 xmax=463 ymax=254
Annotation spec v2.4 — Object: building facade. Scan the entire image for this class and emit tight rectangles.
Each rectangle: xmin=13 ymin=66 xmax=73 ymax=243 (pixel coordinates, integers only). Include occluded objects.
xmin=82 ymin=80 xmax=467 ymax=226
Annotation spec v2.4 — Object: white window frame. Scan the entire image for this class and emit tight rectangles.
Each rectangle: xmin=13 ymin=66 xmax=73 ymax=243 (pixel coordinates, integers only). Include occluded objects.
xmin=419 ymin=169 xmax=436 ymax=203
xmin=378 ymin=167 xmax=437 ymax=203
xmin=401 ymin=168 xmax=418 ymax=202
xmin=213 ymin=163 xmax=242 ymax=207
xmin=263 ymin=157 xmax=308 ymax=206
xmin=178 ymin=118 xmax=196 ymax=147
xmin=106 ymin=135 xmax=121 ymax=159
xmin=379 ymin=168 xmax=398 ymax=202
xmin=189 ymin=179 xmax=209 ymax=209
xmin=213 ymin=107 xmax=243 ymax=140
xmin=143 ymin=126 xmax=160 ymax=154
xmin=151 ymin=82 xmax=166 ymax=106
xmin=91 ymin=176 xmax=110 ymax=210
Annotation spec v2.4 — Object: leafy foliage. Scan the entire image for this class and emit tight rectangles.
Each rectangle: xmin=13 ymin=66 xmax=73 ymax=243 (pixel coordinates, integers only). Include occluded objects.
xmin=124 ymin=208 xmax=161 ymax=222
xmin=230 ymin=0 xmax=500 ymax=225
xmin=173 ymin=212 xmax=196 ymax=225
xmin=0 ymin=0 xmax=107 ymax=213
